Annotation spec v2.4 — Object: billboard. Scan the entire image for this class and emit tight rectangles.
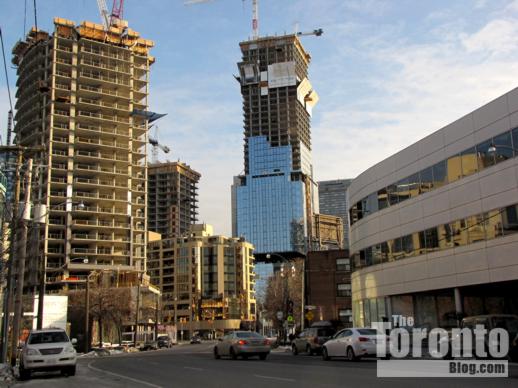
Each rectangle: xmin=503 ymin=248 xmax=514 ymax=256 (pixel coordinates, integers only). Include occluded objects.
xmin=33 ymin=295 xmax=68 ymax=330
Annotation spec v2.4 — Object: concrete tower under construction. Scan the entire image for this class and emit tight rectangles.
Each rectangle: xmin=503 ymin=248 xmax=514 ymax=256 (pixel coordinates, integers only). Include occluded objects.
xmin=12 ymin=18 xmax=154 ymax=290
xmin=231 ymin=34 xmax=319 ymax=257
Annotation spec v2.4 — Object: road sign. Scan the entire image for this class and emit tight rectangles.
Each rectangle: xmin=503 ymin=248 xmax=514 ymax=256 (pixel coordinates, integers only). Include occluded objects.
xmin=276 ymin=311 xmax=284 ymax=320
xmin=305 ymin=305 xmax=317 ymax=310
xmin=305 ymin=311 xmax=314 ymax=321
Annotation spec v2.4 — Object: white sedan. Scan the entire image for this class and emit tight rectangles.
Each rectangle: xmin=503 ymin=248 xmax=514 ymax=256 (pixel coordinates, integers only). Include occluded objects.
xmin=322 ymin=328 xmax=389 ymax=361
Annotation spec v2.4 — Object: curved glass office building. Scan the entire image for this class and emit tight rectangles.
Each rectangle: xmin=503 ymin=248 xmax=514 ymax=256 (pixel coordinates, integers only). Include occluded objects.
xmin=349 ymin=88 xmax=518 ymax=327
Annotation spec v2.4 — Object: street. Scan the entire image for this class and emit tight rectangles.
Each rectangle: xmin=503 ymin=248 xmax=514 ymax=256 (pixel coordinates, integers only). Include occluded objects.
xmin=14 ymin=342 xmax=518 ymax=388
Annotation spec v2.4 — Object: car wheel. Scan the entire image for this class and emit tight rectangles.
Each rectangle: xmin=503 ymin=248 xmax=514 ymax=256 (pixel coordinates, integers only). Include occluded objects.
xmin=322 ymin=347 xmax=330 ymax=361
xmin=292 ymin=345 xmax=298 ymax=355
xmin=230 ymin=347 xmax=237 ymax=360
xmin=19 ymin=364 xmax=31 ymax=381
xmin=346 ymin=346 xmax=358 ymax=361
xmin=259 ymin=353 xmax=268 ymax=360
xmin=306 ymin=344 xmax=314 ymax=356
xmin=214 ymin=347 xmax=221 ymax=359
xmin=68 ymin=366 xmax=76 ymax=376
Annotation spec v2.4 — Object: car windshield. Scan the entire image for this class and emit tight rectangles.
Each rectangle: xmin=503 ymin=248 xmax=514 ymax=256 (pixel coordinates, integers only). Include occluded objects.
xmin=236 ymin=332 xmax=263 ymax=338
xmin=357 ymin=329 xmax=379 ymax=335
xmin=28 ymin=331 xmax=69 ymax=344
xmin=316 ymin=328 xmax=334 ymax=337
xmin=492 ymin=317 xmax=518 ymax=333
xmin=157 ymin=336 xmax=169 ymax=340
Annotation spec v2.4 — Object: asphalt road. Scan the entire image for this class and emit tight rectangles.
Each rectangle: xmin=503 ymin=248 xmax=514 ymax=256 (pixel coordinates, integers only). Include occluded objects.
xmin=14 ymin=343 xmax=518 ymax=388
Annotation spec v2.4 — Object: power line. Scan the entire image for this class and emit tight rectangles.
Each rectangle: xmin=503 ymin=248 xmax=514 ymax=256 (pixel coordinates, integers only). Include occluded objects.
xmin=0 ymin=27 xmax=13 ymax=112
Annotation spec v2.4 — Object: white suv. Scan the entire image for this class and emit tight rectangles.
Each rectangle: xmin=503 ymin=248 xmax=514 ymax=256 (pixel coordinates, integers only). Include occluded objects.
xmin=19 ymin=328 xmax=77 ymax=380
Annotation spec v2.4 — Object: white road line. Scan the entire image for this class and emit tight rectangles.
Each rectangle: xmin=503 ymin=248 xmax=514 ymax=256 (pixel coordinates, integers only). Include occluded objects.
xmin=88 ymin=360 xmax=164 ymax=388
xmin=184 ymin=366 xmax=204 ymax=371
xmin=254 ymin=374 xmax=296 ymax=382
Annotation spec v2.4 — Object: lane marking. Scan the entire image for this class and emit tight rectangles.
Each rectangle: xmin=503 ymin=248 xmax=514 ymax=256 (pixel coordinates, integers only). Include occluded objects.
xmin=184 ymin=366 xmax=204 ymax=371
xmin=88 ymin=360 xmax=164 ymax=388
xmin=254 ymin=374 xmax=295 ymax=382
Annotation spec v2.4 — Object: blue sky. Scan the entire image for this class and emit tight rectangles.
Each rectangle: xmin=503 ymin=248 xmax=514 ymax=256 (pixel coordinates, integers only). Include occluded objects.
xmin=2 ymin=0 xmax=518 ymax=235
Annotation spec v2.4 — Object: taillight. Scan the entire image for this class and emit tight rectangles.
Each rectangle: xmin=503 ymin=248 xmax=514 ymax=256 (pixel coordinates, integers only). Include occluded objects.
xmin=358 ymin=337 xmax=369 ymax=342
xmin=238 ymin=340 xmax=248 ymax=345
xmin=263 ymin=339 xmax=270 ymax=345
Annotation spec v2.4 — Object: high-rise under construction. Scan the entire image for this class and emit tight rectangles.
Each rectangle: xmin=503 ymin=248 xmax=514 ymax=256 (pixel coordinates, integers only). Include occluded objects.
xmin=12 ymin=17 xmax=154 ymax=290
xmin=231 ymin=34 xmax=319 ymax=256
xmin=148 ymin=161 xmax=201 ymax=239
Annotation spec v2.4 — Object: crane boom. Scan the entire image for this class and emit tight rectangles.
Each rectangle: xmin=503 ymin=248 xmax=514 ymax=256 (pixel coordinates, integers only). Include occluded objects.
xmin=297 ymin=28 xmax=323 ymax=37
xmin=96 ymin=0 xmax=110 ymax=29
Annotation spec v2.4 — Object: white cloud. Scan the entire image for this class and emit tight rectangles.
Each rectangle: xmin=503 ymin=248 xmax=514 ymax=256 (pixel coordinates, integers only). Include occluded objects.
xmin=312 ymin=10 xmax=518 ymax=184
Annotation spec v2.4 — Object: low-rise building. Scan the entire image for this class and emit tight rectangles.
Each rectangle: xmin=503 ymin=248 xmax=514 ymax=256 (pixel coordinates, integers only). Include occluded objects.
xmin=305 ymin=250 xmax=352 ymax=327
xmin=148 ymin=224 xmax=256 ymax=338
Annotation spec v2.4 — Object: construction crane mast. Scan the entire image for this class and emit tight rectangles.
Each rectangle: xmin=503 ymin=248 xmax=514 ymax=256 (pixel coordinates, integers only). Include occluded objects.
xmin=297 ymin=28 xmax=323 ymax=37
xmin=96 ymin=0 xmax=125 ymax=29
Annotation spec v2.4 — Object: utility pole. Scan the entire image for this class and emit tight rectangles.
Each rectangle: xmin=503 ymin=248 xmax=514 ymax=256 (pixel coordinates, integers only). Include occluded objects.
xmin=133 ymin=274 xmax=141 ymax=347
xmin=84 ymin=274 xmax=90 ymax=353
xmin=10 ymin=158 xmax=33 ymax=366
xmin=0 ymin=150 xmax=22 ymax=364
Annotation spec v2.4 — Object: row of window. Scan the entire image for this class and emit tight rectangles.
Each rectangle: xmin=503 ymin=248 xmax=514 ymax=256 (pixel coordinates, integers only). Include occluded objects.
xmin=350 ymin=127 xmax=518 ymax=225
xmin=352 ymin=203 xmax=518 ymax=269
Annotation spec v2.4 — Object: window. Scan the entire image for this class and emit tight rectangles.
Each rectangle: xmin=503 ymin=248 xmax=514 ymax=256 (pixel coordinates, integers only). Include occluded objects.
xmin=432 ymin=160 xmax=448 ymax=188
xmin=377 ymin=187 xmax=388 ymax=210
xmin=513 ymin=128 xmax=518 ymax=156
xmin=419 ymin=166 xmax=433 ymax=194
xmin=493 ymin=131 xmax=514 ymax=162
xmin=503 ymin=204 xmax=518 ymax=236
xmin=476 ymin=139 xmax=495 ymax=169
xmin=387 ymin=184 xmax=398 ymax=206
xmin=336 ymin=258 xmax=350 ymax=271
xmin=339 ymin=309 xmax=352 ymax=323
xmin=337 ymin=283 xmax=351 ymax=297
xmin=460 ymin=147 xmax=478 ymax=177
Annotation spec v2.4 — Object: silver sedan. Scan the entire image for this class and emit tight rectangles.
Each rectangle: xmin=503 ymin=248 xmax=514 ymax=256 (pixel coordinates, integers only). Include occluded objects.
xmin=214 ymin=331 xmax=271 ymax=360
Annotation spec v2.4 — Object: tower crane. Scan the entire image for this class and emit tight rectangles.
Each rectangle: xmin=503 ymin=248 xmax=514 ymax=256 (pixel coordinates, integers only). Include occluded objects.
xmin=297 ymin=28 xmax=323 ymax=37
xmin=149 ymin=126 xmax=170 ymax=163
xmin=96 ymin=0 xmax=125 ymax=29
xmin=185 ymin=0 xmax=259 ymax=40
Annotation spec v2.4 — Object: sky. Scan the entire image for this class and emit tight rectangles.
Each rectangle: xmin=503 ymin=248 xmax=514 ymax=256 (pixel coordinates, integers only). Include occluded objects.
xmin=2 ymin=0 xmax=518 ymax=236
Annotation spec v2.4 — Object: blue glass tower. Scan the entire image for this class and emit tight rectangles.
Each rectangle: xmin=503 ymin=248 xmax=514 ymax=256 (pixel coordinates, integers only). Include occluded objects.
xmin=231 ymin=34 xmax=319 ymax=284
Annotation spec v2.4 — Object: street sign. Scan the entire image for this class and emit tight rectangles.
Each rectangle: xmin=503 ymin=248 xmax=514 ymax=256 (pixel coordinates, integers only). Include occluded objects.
xmin=276 ymin=311 xmax=283 ymax=320
xmin=305 ymin=305 xmax=317 ymax=310
xmin=305 ymin=311 xmax=314 ymax=321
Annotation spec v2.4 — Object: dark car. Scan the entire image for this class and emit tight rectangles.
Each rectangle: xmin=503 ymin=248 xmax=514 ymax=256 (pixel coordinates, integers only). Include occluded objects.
xmin=157 ymin=335 xmax=173 ymax=349
xmin=190 ymin=335 xmax=202 ymax=344
xmin=292 ymin=325 xmax=336 ymax=355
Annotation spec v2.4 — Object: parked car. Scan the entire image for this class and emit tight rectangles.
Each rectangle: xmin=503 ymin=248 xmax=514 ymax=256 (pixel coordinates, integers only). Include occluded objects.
xmin=214 ymin=331 xmax=270 ymax=360
xmin=19 ymin=328 xmax=77 ymax=380
xmin=292 ymin=326 xmax=336 ymax=355
xmin=157 ymin=335 xmax=173 ymax=348
xmin=190 ymin=335 xmax=202 ymax=344
xmin=322 ymin=327 xmax=389 ymax=361
xmin=444 ymin=314 xmax=518 ymax=360
xmin=140 ymin=340 xmax=158 ymax=351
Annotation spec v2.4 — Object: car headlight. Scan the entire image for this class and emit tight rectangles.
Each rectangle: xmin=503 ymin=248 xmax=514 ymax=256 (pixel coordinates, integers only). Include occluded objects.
xmin=64 ymin=345 xmax=76 ymax=354
xmin=25 ymin=348 xmax=40 ymax=356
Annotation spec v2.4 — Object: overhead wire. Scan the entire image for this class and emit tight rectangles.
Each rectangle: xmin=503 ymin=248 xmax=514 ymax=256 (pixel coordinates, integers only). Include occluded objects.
xmin=0 ymin=28 xmax=13 ymax=113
